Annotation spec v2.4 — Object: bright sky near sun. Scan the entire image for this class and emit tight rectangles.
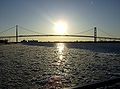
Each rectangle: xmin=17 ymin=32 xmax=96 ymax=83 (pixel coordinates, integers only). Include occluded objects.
xmin=0 ymin=0 xmax=120 ymax=38
xmin=54 ymin=20 xmax=68 ymax=34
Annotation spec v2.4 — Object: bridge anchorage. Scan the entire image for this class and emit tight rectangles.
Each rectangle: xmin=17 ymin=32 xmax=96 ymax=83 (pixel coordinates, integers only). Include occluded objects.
xmin=0 ymin=25 xmax=120 ymax=43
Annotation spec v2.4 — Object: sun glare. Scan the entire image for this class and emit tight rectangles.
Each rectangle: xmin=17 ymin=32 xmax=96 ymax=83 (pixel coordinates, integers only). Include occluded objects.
xmin=54 ymin=20 xmax=67 ymax=34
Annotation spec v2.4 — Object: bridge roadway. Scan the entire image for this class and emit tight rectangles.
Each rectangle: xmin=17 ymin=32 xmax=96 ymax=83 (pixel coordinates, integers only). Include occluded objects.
xmin=0 ymin=34 xmax=120 ymax=40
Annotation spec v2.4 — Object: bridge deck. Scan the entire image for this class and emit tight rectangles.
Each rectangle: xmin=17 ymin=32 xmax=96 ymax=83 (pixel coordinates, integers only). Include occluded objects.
xmin=0 ymin=34 xmax=120 ymax=40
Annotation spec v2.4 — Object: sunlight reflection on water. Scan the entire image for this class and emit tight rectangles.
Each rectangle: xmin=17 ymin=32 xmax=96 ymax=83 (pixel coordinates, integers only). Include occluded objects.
xmin=56 ymin=43 xmax=66 ymax=65
xmin=45 ymin=43 xmax=67 ymax=89
xmin=57 ymin=43 xmax=64 ymax=55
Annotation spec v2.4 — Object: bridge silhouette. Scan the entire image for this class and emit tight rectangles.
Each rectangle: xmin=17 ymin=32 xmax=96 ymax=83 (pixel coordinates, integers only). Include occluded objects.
xmin=0 ymin=25 xmax=120 ymax=42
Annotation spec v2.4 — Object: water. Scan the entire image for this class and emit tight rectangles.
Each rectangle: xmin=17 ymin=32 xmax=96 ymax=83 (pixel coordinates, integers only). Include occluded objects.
xmin=0 ymin=43 xmax=120 ymax=89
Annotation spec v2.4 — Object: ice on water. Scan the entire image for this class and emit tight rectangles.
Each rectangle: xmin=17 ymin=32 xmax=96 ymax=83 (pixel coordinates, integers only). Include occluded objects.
xmin=0 ymin=43 xmax=120 ymax=89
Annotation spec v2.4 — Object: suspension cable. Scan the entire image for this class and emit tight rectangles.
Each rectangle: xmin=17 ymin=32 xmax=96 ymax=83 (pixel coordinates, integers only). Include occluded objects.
xmin=98 ymin=28 xmax=113 ymax=37
xmin=0 ymin=26 xmax=16 ymax=34
xmin=19 ymin=26 xmax=45 ymax=35
xmin=73 ymin=28 xmax=93 ymax=35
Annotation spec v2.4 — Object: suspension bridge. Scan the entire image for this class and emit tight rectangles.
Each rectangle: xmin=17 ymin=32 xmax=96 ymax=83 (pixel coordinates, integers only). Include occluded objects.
xmin=0 ymin=25 xmax=120 ymax=42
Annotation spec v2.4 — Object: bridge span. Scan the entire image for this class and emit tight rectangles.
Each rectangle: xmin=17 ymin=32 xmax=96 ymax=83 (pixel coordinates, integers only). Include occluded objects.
xmin=0 ymin=25 xmax=120 ymax=42
xmin=0 ymin=34 xmax=120 ymax=41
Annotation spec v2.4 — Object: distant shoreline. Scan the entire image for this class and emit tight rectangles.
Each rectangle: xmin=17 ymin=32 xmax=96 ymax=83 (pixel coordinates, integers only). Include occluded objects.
xmin=20 ymin=41 xmax=120 ymax=43
xmin=1 ymin=41 xmax=120 ymax=44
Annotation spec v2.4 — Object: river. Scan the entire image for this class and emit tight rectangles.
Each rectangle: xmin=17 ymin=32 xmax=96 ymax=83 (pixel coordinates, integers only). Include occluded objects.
xmin=0 ymin=43 xmax=120 ymax=89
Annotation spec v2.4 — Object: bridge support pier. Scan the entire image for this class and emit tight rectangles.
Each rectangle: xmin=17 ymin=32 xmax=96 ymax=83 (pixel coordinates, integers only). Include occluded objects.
xmin=94 ymin=27 xmax=97 ymax=42
xmin=16 ymin=25 xmax=18 ymax=43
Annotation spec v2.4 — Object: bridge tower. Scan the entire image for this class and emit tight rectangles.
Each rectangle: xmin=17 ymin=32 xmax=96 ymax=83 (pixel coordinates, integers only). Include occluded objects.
xmin=16 ymin=25 xmax=18 ymax=43
xmin=94 ymin=27 xmax=97 ymax=42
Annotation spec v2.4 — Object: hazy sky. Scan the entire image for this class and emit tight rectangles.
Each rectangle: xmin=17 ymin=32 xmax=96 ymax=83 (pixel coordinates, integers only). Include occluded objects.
xmin=0 ymin=0 xmax=120 ymax=37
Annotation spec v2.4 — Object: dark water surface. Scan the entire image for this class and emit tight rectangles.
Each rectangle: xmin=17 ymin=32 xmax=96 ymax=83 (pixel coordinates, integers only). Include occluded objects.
xmin=0 ymin=43 xmax=120 ymax=89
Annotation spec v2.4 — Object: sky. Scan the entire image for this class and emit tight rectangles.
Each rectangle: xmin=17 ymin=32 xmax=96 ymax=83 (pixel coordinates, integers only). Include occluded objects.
xmin=0 ymin=0 xmax=120 ymax=40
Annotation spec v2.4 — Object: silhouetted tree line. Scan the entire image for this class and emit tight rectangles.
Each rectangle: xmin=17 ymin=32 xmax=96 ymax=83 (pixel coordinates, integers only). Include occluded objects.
xmin=21 ymin=40 xmax=38 ymax=43
xmin=0 ymin=40 xmax=8 ymax=44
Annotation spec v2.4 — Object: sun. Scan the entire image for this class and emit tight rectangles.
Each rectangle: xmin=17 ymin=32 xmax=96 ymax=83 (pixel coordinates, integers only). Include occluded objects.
xmin=54 ymin=20 xmax=67 ymax=34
